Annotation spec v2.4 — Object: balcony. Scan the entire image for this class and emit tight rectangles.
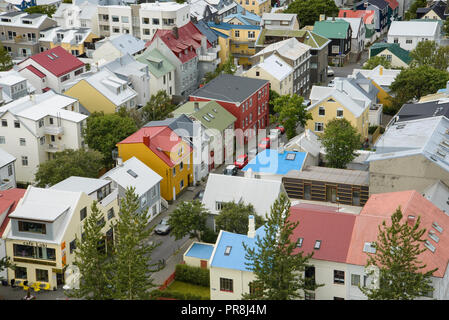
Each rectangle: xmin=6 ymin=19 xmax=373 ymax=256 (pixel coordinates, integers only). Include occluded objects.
xmin=44 ymin=125 xmax=64 ymax=135
xmin=230 ymin=39 xmax=255 ymax=46
xmin=45 ymin=143 xmax=65 ymax=153
xmin=199 ymin=53 xmax=217 ymax=62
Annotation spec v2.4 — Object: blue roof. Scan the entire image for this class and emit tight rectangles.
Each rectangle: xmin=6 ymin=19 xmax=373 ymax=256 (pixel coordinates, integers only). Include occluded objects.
xmin=242 ymin=149 xmax=306 ymax=175
xmin=207 ymin=21 xmax=261 ymax=30
xmin=210 ymin=226 xmax=266 ymax=271
xmin=211 ymin=29 xmax=229 ymax=39
xmin=225 ymin=12 xmax=261 ymax=26
xmin=195 ymin=20 xmax=218 ymax=44
xmin=185 ymin=242 xmax=215 ymax=260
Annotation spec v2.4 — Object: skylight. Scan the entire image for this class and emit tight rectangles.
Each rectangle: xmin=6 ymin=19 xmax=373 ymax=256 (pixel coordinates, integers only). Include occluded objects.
xmin=432 ymin=221 xmax=443 ymax=233
xmin=285 ymin=153 xmax=296 ymax=161
xmin=429 ymin=230 xmax=440 ymax=243
xmin=207 ymin=113 xmax=215 ymax=119
xmin=52 ymin=53 xmax=58 ymax=58
xmin=224 ymin=246 xmax=232 ymax=256
xmin=202 ymin=115 xmax=210 ymax=122
xmin=213 ymin=108 xmax=218 ymax=113
xmin=314 ymin=240 xmax=321 ymax=250
xmin=47 ymin=54 xmax=54 ymax=60
xmin=425 ymin=240 xmax=436 ymax=253
xmin=363 ymin=242 xmax=376 ymax=254
xmin=297 ymin=238 xmax=303 ymax=248
xmin=127 ymin=169 xmax=138 ymax=178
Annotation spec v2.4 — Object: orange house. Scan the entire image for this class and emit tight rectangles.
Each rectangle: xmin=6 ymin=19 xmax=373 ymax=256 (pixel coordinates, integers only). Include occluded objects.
xmin=117 ymin=126 xmax=193 ymax=201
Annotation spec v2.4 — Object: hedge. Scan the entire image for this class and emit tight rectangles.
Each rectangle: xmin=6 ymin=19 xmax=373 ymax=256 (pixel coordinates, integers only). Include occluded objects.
xmin=175 ymin=264 xmax=210 ymax=287
xmin=150 ymin=289 xmax=206 ymax=300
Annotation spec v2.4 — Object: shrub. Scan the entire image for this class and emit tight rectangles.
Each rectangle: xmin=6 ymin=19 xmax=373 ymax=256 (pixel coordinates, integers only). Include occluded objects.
xmin=175 ymin=264 xmax=210 ymax=287
xmin=149 ymin=289 xmax=206 ymax=300
xmin=201 ymin=228 xmax=218 ymax=244
xmin=368 ymin=125 xmax=379 ymax=135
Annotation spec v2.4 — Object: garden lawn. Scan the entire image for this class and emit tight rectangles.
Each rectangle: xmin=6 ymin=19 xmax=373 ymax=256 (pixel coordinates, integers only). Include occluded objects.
xmin=165 ymin=281 xmax=210 ymax=299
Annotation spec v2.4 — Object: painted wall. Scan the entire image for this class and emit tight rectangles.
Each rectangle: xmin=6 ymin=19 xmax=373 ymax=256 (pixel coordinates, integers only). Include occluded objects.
xmin=64 ymin=80 xmax=118 ymax=114
xmin=210 ymin=266 xmax=256 ymax=300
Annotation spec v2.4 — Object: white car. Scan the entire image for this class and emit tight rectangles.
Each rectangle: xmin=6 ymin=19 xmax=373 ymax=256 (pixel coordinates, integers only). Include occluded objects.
xmin=327 ymin=66 xmax=335 ymax=77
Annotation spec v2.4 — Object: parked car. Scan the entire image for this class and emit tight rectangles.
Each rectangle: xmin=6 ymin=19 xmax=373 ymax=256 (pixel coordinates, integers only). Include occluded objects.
xmin=303 ymin=99 xmax=311 ymax=107
xmin=275 ymin=125 xmax=285 ymax=134
xmin=223 ymin=164 xmax=238 ymax=175
xmin=154 ymin=217 xmax=171 ymax=235
xmin=327 ymin=66 xmax=334 ymax=77
xmin=193 ymin=189 xmax=205 ymax=201
xmin=234 ymin=154 xmax=248 ymax=169
xmin=258 ymin=137 xmax=270 ymax=150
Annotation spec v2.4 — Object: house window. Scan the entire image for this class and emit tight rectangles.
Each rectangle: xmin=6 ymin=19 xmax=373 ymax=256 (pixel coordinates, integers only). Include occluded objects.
xmin=143 ymin=29 xmax=150 ymax=35
xmin=69 ymin=239 xmax=77 ymax=254
xmin=215 ymin=201 xmax=223 ymax=211
xmin=180 ymin=162 xmax=184 ymax=171
xmin=180 ymin=179 xmax=184 ymax=189
xmin=19 ymin=138 xmax=26 ymax=146
xmin=121 ymin=16 xmax=129 ymax=23
xmin=352 ymin=190 xmax=360 ymax=206
xmin=256 ymin=71 xmax=259 ymax=76
xmin=7 ymin=164 xmax=12 ymax=176
xmin=14 ymin=120 xmax=20 ymax=128
xmin=15 ymin=267 xmax=27 ymax=279
xmin=173 ymin=167 xmax=176 ymax=176
xmin=314 ymin=122 xmax=324 ymax=132
xmin=152 ymin=18 xmax=160 ymax=25
xmin=142 ymin=17 xmax=149 ymax=24
xmin=0 ymin=136 xmax=5 ymax=144
xmin=80 ymin=207 xmax=87 ymax=221
xmin=97 ymin=184 xmax=111 ymax=201
xmin=297 ymin=238 xmax=303 ymax=247
xmin=1 ymin=119 xmax=6 ymax=127
xmin=248 ymin=31 xmax=255 ymax=38
xmin=107 ymin=208 xmax=115 ymax=220
xmin=332 ymin=45 xmax=340 ymax=54
xmin=405 ymin=39 xmax=412 ymax=44
xmin=151 ymin=186 xmax=157 ymax=199
xmin=304 ymin=184 xmax=311 ymax=200
xmin=351 ymin=274 xmax=360 ymax=286
xmin=60 ymin=74 xmax=70 ymax=82
xmin=220 ymin=278 xmax=233 ymax=292
xmin=38 ymin=119 xmax=44 ymax=127
xmin=234 ymin=30 xmax=240 ymax=37
xmin=36 ymin=269 xmax=48 ymax=282
xmin=111 ymin=15 xmax=119 ymax=22
xmin=21 ymin=156 xmax=28 ymax=166
xmin=336 ymin=109 xmax=343 ymax=118
xmin=18 ymin=221 xmax=46 ymax=234
xmin=334 ymin=270 xmax=345 ymax=284
xmin=318 ymin=106 xmax=325 ymax=116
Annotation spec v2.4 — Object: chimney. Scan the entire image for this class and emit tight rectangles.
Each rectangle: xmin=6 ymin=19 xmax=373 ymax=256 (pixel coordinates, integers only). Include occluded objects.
xmin=143 ymin=135 xmax=150 ymax=147
xmin=248 ymin=215 xmax=256 ymax=238
xmin=319 ymin=14 xmax=325 ymax=21
xmin=332 ymin=15 xmax=335 ymax=21
xmin=173 ymin=26 xmax=179 ymax=39
xmin=194 ymin=101 xmax=199 ymax=111
xmin=343 ymin=12 xmax=347 ymax=17
xmin=379 ymin=66 xmax=383 ymax=76
xmin=117 ymin=157 xmax=123 ymax=166
xmin=407 ymin=215 xmax=415 ymax=226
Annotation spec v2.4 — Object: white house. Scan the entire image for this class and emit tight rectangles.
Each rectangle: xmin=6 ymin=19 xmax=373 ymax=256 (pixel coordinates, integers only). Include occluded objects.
xmin=0 ymin=148 xmax=16 ymax=190
xmin=92 ymin=34 xmax=146 ymax=65
xmin=260 ymin=13 xmax=299 ymax=30
xmin=387 ymin=20 xmax=441 ymax=51
xmin=101 ymin=156 xmax=163 ymax=222
xmin=0 ymin=70 xmax=33 ymax=104
xmin=0 ymin=91 xmax=87 ymax=184
xmin=52 ymin=1 xmax=99 ymax=34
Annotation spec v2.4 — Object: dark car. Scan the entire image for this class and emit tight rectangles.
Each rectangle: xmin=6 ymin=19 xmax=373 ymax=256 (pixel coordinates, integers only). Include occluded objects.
xmin=194 ymin=189 xmax=205 ymax=201
xmin=154 ymin=217 xmax=171 ymax=235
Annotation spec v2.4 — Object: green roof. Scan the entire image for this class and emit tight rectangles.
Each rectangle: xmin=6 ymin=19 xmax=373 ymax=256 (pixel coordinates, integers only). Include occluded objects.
xmin=172 ymin=100 xmax=237 ymax=132
xmin=313 ymin=20 xmax=350 ymax=40
xmin=370 ymin=42 xmax=411 ymax=64
xmin=135 ymin=48 xmax=175 ymax=79
xmin=255 ymin=28 xmax=330 ymax=50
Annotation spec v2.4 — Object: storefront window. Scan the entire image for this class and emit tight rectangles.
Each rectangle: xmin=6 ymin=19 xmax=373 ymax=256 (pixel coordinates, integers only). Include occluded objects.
xmin=13 ymin=244 xmax=56 ymax=261
xmin=36 ymin=269 xmax=49 ymax=282
xmin=15 ymin=267 xmax=27 ymax=279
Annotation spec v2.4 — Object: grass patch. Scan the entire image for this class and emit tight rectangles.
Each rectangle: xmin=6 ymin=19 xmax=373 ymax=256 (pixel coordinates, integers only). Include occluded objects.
xmin=165 ymin=281 xmax=210 ymax=299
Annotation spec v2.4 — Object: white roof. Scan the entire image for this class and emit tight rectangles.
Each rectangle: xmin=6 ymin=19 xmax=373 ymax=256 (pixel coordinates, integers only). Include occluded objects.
xmin=351 ymin=65 xmax=401 ymax=87
xmin=51 ymin=176 xmax=110 ymax=195
xmin=261 ymin=12 xmax=296 ymax=21
xmin=140 ymin=1 xmax=188 ymax=11
xmin=284 ymin=129 xmax=323 ymax=157
xmin=0 ymin=91 xmax=86 ymax=122
xmin=202 ymin=173 xmax=284 ymax=219
xmin=39 ymin=26 xmax=92 ymax=45
xmin=0 ymin=147 xmax=15 ymax=168
xmin=99 ymin=53 xmax=147 ymax=77
xmin=253 ymin=54 xmax=293 ymax=81
xmin=368 ymin=116 xmax=449 ymax=173
xmin=252 ymin=37 xmax=311 ymax=61
xmin=189 ymin=0 xmax=217 ymax=20
xmin=101 ymin=157 xmax=162 ymax=197
xmin=0 ymin=11 xmax=49 ymax=28
xmin=388 ymin=20 xmax=440 ymax=37
xmin=10 ymin=201 xmax=69 ymax=221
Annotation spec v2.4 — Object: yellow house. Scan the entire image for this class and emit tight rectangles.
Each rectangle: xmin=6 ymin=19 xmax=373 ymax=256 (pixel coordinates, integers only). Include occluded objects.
xmin=209 ymin=22 xmax=261 ymax=67
xmin=117 ymin=126 xmax=193 ymax=202
xmin=5 ymin=178 xmax=120 ymax=290
xmin=63 ymin=69 xmax=138 ymax=114
xmin=237 ymin=0 xmax=271 ymax=15
xmin=307 ymin=85 xmax=370 ymax=140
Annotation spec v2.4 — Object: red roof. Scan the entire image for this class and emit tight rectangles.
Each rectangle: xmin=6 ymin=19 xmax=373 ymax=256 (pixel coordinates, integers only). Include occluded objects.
xmin=338 ymin=10 xmax=375 ymax=24
xmin=0 ymin=188 xmax=26 ymax=237
xmin=289 ymin=203 xmax=356 ymax=263
xmin=117 ymin=126 xmax=192 ymax=167
xmin=347 ymin=190 xmax=449 ymax=278
xmin=22 ymin=65 xmax=46 ymax=78
xmin=148 ymin=22 xmax=211 ymax=64
xmin=19 ymin=46 xmax=85 ymax=77
xmin=385 ymin=0 xmax=399 ymax=10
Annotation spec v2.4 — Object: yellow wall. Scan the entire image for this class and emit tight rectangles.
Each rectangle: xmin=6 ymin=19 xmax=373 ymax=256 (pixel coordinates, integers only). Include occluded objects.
xmin=216 ymin=35 xmax=230 ymax=67
xmin=378 ymin=49 xmax=409 ymax=69
xmin=238 ymin=0 xmax=271 ymax=15
xmin=50 ymin=33 xmax=100 ymax=56
xmin=64 ymin=80 xmax=118 ymax=114
xmin=306 ymin=97 xmax=369 ymax=140
xmin=422 ymin=10 xmax=442 ymax=20
xmin=117 ymin=141 xmax=193 ymax=201
xmin=371 ymin=80 xmax=392 ymax=107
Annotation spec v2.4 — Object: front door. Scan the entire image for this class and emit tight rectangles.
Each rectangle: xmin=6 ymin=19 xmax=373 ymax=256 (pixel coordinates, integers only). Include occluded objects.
xmin=326 ymin=186 xmax=337 ymax=203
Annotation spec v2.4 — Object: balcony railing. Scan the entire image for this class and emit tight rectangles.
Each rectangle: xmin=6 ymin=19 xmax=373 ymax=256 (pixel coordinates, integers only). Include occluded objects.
xmin=45 ymin=143 xmax=65 ymax=153
xmin=44 ymin=126 xmax=64 ymax=135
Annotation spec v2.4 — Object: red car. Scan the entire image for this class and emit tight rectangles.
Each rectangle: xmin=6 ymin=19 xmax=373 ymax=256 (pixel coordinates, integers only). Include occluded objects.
xmin=258 ymin=137 xmax=270 ymax=150
xmin=275 ymin=125 xmax=285 ymax=134
xmin=234 ymin=154 xmax=248 ymax=169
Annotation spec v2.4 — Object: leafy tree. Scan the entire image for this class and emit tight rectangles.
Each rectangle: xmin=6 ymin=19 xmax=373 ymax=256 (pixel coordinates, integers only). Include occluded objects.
xmin=35 ymin=149 xmax=104 ymax=187
xmin=410 ymin=40 xmax=449 ymax=71
xmin=404 ymin=0 xmax=427 ymax=20
xmin=0 ymin=44 xmax=13 ymax=71
xmin=168 ymin=200 xmax=209 ymax=241
xmin=141 ymin=90 xmax=176 ymax=123
xmin=243 ymin=193 xmax=322 ymax=300
xmin=24 ymin=5 xmax=57 ymax=17
xmin=284 ymin=0 xmax=339 ymax=28
xmin=110 ymin=187 xmax=159 ymax=300
xmin=273 ymin=94 xmax=312 ymax=140
xmin=320 ymin=118 xmax=361 ymax=169
xmin=389 ymin=66 xmax=449 ymax=112
xmin=0 ymin=257 xmax=14 ymax=281
xmin=69 ymin=201 xmax=114 ymax=300
xmin=443 ymin=18 xmax=449 ymax=35
xmin=202 ymin=55 xmax=236 ymax=84
xmin=363 ymin=55 xmax=392 ymax=70
xmin=215 ymin=201 xmax=265 ymax=235
xmin=360 ymin=207 xmax=437 ymax=300
xmin=268 ymin=89 xmax=280 ymax=115
xmin=83 ymin=112 xmax=137 ymax=167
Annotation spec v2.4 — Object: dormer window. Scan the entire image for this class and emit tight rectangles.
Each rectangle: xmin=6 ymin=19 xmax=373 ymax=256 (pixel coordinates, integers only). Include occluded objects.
xmin=18 ymin=221 xmax=46 ymax=234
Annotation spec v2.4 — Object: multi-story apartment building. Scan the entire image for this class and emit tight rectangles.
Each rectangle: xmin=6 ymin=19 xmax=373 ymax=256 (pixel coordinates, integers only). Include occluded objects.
xmin=0 ymin=91 xmax=87 ymax=184
xmin=17 ymin=46 xmax=86 ymax=94
xmin=236 ymin=0 xmax=270 ymax=16
xmin=0 ymin=70 xmax=31 ymax=104
xmin=97 ymin=4 xmax=133 ymax=38
xmin=0 ymin=11 xmax=57 ymax=59
xmin=52 ymin=1 xmax=99 ymax=35
xmin=4 ymin=177 xmax=120 ymax=290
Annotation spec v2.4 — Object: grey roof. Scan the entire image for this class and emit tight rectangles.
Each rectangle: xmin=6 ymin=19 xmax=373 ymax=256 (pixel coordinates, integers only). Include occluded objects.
xmin=0 ymin=148 xmax=15 ymax=168
xmin=195 ymin=20 xmax=218 ymax=44
xmin=1 ymin=11 xmax=23 ymax=17
xmin=190 ymin=74 xmax=269 ymax=103
xmin=51 ymin=176 xmax=111 ymax=195
xmin=284 ymin=165 xmax=369 ymax=186
xmin=98 ymin=34 xmax=146 ymax=56
xmin=395 ymin=100 xmax=449 ymax=123
xmin=144 ymin=114 xmax=195 ymax=138
xmin=100 ymin=53 xmax=147 ymax=78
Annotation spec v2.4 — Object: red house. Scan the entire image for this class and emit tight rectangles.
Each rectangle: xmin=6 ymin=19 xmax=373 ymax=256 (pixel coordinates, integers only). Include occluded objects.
xmin=189 ymin=74 xmax=270 ymax=143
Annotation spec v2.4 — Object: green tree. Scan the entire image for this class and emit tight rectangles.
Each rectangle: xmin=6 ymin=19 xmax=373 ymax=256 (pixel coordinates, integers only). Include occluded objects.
xmin=268 ymin=89 xmax=280 ymax=115
xmin=168 ymin=200 xmax=209 ymax=241
xmin=363 ymin=55 xmax=392 ymax=70
xmin=320 ymin=118 xmax=361 ymax=169
xmin=284 ymin=0 xmax=339 ymax=28
xmin=389 ymin=66 xmax=449 ymax=112
xmin=273 ymin=94 xmax=312 ymax=140
xmin=35 ymin=149 xmax=104 ymax=187
xmin=141 ymin=90 xmax=176 ymax=123
xmin=443 ymin=18 xmax=449 ymax=35
xmin=24 ymin=5 xmax=57 ymax=17
xmin=69 ymin=201 xmax=114 ymax=300
xmin=404 ymin=0 xmax=427 ymax=20
xmin=110 ymin=187 xmax=158 ymax=300
xmin=360 ymin=207 xmax=437 ymax=300
xmin=0 ymin=257 xmax=14 ymax=281
xmin=202 ymin=55 xmax=236 ymax=85
xmin=83 ymin=112 xmax=137 ymax=167
xmin=0 ymin=44 xmax=13 ymax=71
xmin=243 ymin=193 xmax=322 ymax=300
xmin=215 ymin=201 xmax=265 ymax=235
xmin=410 ymin=40 xmax=449 ymax=71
